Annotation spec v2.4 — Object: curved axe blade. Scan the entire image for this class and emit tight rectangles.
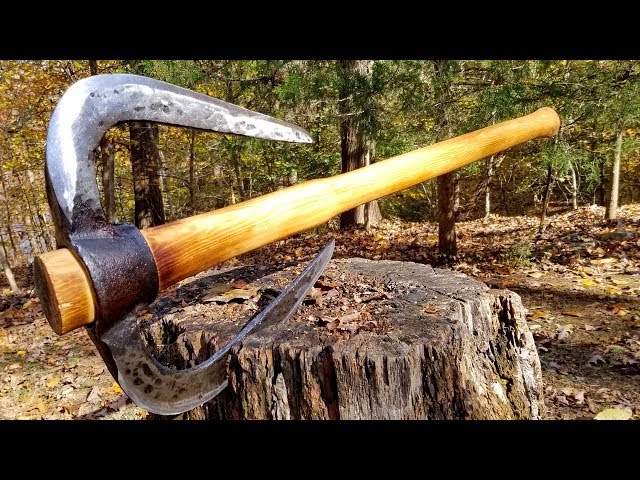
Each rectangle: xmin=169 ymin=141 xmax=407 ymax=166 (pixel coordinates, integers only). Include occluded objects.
xmin=46 ymin=73 xmax=312 ymax=234
xmin=101 ymin=239 xmax=335 ymax=416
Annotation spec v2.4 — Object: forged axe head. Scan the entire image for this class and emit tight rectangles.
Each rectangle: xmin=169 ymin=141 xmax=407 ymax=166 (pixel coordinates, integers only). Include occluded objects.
xmin=38 ymin=73 xmax=330 ymax=415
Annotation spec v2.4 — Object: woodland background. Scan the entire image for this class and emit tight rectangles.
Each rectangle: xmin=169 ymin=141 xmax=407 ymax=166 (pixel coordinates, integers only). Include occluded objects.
xmin=0 ymin=60 xmax=638 ymax=286
xmin=1 ymin=60 xmax=639 ymax=420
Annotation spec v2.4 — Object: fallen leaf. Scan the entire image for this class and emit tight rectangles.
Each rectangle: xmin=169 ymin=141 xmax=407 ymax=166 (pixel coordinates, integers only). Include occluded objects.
xmin=323 ymin=319 xmax=341 ymax=331
xmin=87 ymin=386 xmax=102 ymax=403
xmin=110 ymin=382 xmax=123 ymax=395
xmin=325 ymin=289 xmax=339 ymax=299
xmin=592 ymin=257 xmax=617 ymax=265
xmin=61 ymin=386 xmax=74 ymax=396
xmin=528 ymin=271 xmax=543 ymax=279
xmin=584 ymin=324 xmax=598 ymax=331
xmin=16 ymin=350 xmax=26 ymax=356
xmin=231 ymin=279 xmax=249 ymax=289
xmin=562 ymin=311 xmax=583 ymax=317
xmin=361 ymin=292 xmax=388 ymax=303
xmin=338 ymin=312 xmax=359 ymax=323
xmin=530 ymin=310 xmax=548 ymax=320
xmin=202 ymin=282 xmax=232 ymax=297
xmin=588 ymin=354 xmax=606 ymax=366
xmin=203 ymin=286 xmax=260 ymax=303
xmin=46 ymin=376 xmax=61 ymax=388
xmin=34 ymin=401 xmax=47 ymax=414
xmin=561 ymin=387 xmax=574 ymax=396
xmin=314 ymin=279 xmax=340 ymax=291
xmin=574 ymin=391 xmax=585 ymax=405
xmin=612 ymin=304 xmax=629 ymax=316
xmin=593 ymin=408 xmax=632 ymax=420
xmin=557 ymin=324 xmax=573 ymax=341
xmin=423 ymin=304 xmax=438 ymax=314
xmin=76 ymin=402 xmax=96 ymax=418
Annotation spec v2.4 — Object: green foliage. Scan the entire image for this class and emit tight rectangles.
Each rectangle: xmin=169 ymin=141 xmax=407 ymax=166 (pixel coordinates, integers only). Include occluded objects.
xmin=3 ymin=59 xmax=640 ymax=266
xmin=500 ymin=241 xmax=534 ymax=267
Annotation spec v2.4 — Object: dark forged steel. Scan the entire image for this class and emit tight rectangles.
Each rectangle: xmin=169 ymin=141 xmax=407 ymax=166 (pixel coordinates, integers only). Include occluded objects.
xmin=102 ymin=239 xmax=335 ymax=415
xmin=42 ymin=73 xmax=316 ymax=411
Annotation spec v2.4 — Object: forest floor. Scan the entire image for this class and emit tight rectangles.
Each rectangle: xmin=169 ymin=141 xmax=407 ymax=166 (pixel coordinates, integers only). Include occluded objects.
xmin=1 ymin=203 xmax=639 ymax=420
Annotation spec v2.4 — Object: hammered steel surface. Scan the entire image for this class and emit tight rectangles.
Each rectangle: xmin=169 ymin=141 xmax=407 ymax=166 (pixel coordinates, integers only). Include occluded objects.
xmin=45 ymin=74 xmax=312 ymax=236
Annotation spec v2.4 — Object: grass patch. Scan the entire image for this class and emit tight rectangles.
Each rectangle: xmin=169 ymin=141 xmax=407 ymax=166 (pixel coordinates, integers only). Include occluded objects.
xmin=25 ymin=362 xmax=41 ymax=370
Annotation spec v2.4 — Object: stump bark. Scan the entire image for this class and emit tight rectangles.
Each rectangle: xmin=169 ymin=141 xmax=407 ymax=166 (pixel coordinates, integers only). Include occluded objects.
xmin=143 ymin=258 xmax=543 ymax=419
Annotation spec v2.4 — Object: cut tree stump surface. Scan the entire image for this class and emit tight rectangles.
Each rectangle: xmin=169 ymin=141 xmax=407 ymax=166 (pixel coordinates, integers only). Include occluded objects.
xmin=142 ymin=258 xmax=543 ymax=419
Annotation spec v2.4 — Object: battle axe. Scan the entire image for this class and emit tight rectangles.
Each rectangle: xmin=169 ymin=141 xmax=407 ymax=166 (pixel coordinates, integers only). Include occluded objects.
xmin=33 ymin=74 xmax=559 ymax=414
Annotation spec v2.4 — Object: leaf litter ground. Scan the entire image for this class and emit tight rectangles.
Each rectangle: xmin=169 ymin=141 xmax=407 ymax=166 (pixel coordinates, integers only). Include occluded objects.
xmin=1 ymin=204 xmax=638 ymax=420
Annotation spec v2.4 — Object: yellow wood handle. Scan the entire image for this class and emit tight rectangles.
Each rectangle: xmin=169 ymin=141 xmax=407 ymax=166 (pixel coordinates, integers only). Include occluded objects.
xmin=144 ymin=107 xmax=559 ymax=289
xmin=34 ymin=107 xmax=559 ymax=335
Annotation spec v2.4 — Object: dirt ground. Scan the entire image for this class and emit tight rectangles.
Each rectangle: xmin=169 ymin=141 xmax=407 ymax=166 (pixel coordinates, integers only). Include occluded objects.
xmin=1 ymin=204 xmax=638 ymax=420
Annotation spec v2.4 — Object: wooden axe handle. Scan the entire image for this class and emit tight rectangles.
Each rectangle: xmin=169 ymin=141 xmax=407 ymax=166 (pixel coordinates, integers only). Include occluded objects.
xmin=36 ymin=107 xmax=559 ymax=334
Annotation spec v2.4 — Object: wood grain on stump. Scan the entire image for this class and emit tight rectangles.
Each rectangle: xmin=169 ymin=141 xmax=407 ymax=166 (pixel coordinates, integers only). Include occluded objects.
xmin=142 ymin=258 xmax=543 ymax=420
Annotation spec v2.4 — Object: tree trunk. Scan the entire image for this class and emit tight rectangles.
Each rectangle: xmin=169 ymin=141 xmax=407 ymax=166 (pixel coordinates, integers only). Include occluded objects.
xmin=213 ymin=164 xmax=226 ymax=209
xmin=89 ymin=59 xmax=116 ymax=223
xmin=287 ymin=169 xmax=298 ymax=187
xmin=231 ymin=149 xmax=247 ymax=202
xmin=606 ymin=130 xmax=623 ymax=221
xmin=432 ymin=60 xmax=457 ymax=258
xmin=485 ymin=156 xmax=494 ymax=218
xmin=129 ymin=122 xmax=166 ymax=229
xmin=188 ymin=129 xmax=197 ymax=214
xmin=158 ymin=147 xmax=174 ymax=221
xmin=146 ymin=258 xmax=543 ymax=420
xmin=0 ymin=172 xmax=18 ymax=258
xmin=569 ymin=161 xmax=578 ymax=210
xmin=100 ymin=135 xmax=116 ymax=223
xmin=538 ymin=164 xmax=554 ymax=234
xmin=453 ymin=177 xmax=461 ymax=219
xmin=20 ymin=211 xmax=40 ymax=258
xmin=338 ymin=60 xmax=380 ymax=230
xmin=438 ymin=172 xmax=457 ymax=256
xmin=597 ymin=159 xmax=607 ymax=206
xmin=26 ymin=170 xmax=53 ymax=251
xmin=16 ymin=177 xmax=42 ymax=258
xmin=0 ymin=233 xmax=18 ymax=292
xmin=18 ymin=170 xmax=50 ymax=253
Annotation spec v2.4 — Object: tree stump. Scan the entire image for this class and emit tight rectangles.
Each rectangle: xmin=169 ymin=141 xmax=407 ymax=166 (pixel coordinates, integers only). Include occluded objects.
xmin=142 ymin=258 xmax=543 ymax=420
